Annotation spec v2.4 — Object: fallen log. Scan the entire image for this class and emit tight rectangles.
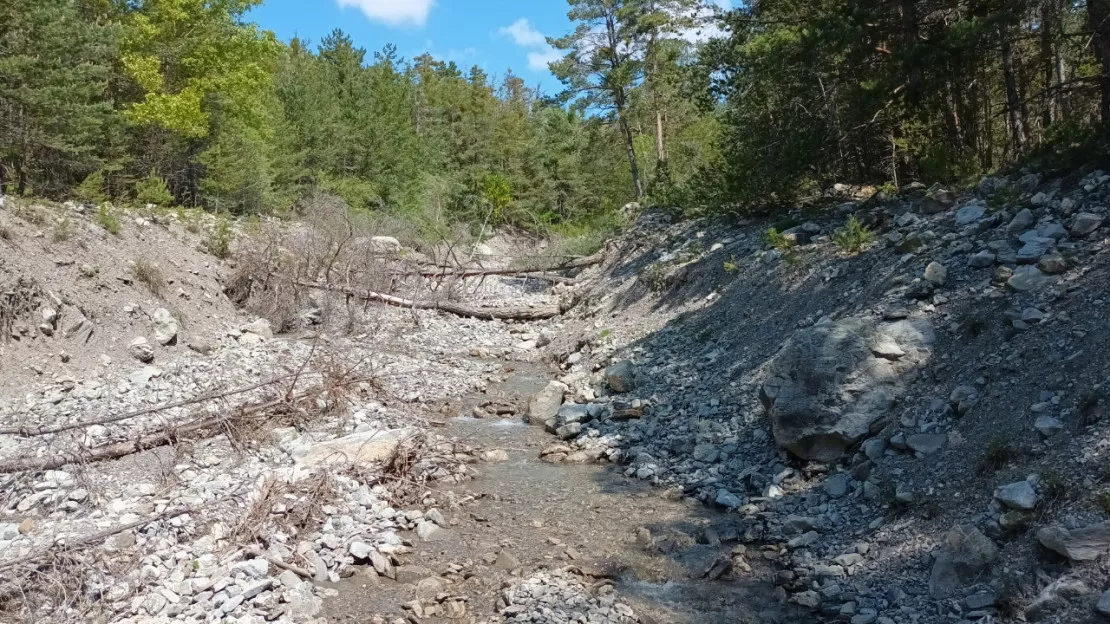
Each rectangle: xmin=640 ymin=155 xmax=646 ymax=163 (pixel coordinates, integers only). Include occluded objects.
xmin=0 ymin=374 xmax=297 ymax=437
xmin=241 ymin=546 xmax=313 ymax=580
xmin=0 ymin=398 xmax=285 ymax=474
xmin=0 ymin=508 xmax=189 ymax=572
xmin=414 ymin=249 xmax=605 ymax=278
xmin=297 ymin=281 xmax=578 ymax=321
xmin=0 ymin=377 xmax=369 ymax=474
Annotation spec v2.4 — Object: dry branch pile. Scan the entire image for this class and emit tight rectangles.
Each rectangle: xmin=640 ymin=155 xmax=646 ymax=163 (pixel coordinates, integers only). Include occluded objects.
xmin=226 ymin=196 xmax=603 ymax=328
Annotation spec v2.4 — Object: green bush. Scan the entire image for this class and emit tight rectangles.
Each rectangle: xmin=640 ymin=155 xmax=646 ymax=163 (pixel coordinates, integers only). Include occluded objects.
xmin=832 ymin=216 xmax=875 ymax=254
xmin=52 ymin=216 xmax=76 ymax=242
xmin=762 ymin=227 xmax=796 ymax=251
xmin=204 ymin=216 xmax=234 ymax=259
xmin=135 ymin=172 xmax=174 ymax=207
xmin=131 ymin=257 xmax=164 ymax=296
xmin=95 ymin=204 xmax=120 ymax=235
xmin=75 ymin=170 xmax=108 ymax=205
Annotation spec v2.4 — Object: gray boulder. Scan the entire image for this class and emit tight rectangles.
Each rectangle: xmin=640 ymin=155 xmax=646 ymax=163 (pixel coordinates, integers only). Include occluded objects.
xmin=151 ymin=308 xmax=178 ymax=346
xmin=528 ymin=381 xmax=567 ymax=427
xmin=605 ymin=360 xmax=636 ymax=393
xmin=968 ymin=250 xmax=996 ymax=268
xmin=1071 ymin=212 xmax=1103 ymax=238
xmin=1008 ymin=266 xmax=1049 ymax=292
xmin=1024 ymin=576 xmax=1089 ymax=622
xmin=760 ymin=317 xmax=935 ymax=462
xmin=1006 ymin=208 xmax=1035 ymax=234
xmin=924 ymin=262 xmax=947 ymax=286
xmin=128 ymin=336 xmax=155 ymax=363
xmin=929 ymin=525 xmax=999 ymax=598
xmin=1037 ymin=522 xmax=1110 ymax=561
xmin=995 ymin=481 xmax=1038 ymax=510
xmin=955 ymin=201 xmax=987 ymax=226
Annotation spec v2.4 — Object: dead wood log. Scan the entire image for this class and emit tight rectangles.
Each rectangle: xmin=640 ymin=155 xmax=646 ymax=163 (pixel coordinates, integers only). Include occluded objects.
xmin=241 ymin=546 xmax=313 ymax=580
xmin=0 ymin=509 xmax=189 ymax=572
xmin=0 ymin=375 xmax=297 ymax=437
xmin=411 ymin=250 xmax=604 ymax=280
xmin=0 ymin=377 xmax=369 ymax=474
xmin=297 ymin=281 xmax=578 ymax=321
xmin=0 ymin=398 xmax=287 ymax=474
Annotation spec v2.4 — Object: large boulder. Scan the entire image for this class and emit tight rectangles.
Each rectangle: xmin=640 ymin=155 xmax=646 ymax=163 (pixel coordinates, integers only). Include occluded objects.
xmin=128 ymin=336 xmax=155 ymax=363
xmin=528 ymin=381 xmax=567 ymax=427
xmin=1037 ymin=522 xmax=1110 ymax=561
xmin=291 ymin=428 xmax=417 ymax=478
xmin=151 ymin=308 xmax=178 ymax=346
xmin=760 ymin=317 xmax=934 ymax=461
xmin=605 ymin=360 xmax=636 ymax=393
xmin=370 ymin=236 xmax=402 ymax=253
xmin=929 ymin=525 xmax=999 ymax=599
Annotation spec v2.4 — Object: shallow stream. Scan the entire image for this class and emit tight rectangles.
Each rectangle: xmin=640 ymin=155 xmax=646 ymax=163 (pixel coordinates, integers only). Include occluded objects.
xmin=326 ymin=363 xmax=790 ymax=623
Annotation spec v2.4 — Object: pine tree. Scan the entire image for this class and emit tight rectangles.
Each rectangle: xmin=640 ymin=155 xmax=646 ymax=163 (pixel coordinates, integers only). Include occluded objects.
xmin=0 ymin=0 xmax=114 ymax=197
xmin=551 ymin=0 xmax=648 ymax=199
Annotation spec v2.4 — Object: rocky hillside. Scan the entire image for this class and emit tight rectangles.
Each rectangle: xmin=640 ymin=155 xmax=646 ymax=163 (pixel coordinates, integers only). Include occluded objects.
xmin=6 ymin=166 xmax=1110 ymax=624
xmin=533 ymin=168 xmax=1110 ymax=623
xmin=0 ymin=197 xmax=568 ymax=624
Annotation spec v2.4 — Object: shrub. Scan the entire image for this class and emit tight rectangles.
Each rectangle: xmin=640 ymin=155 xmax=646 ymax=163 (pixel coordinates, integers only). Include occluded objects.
xmin=134 ymin=171 xmax=174 ymax=207
xmin=131 ymin=257 xmax=164 ymax=297
xmin=723 ymin=255 xmax=739 ymax=273
xmin=75 ymin=170 xmax=108 ymax=205
xmin=1040 ymin=469 xmax=1068 ymax=505
xmin=833 ymin=216 xmax=875 ymax=254
xmin=1097 ymin=492 xmax=1110 ymax=516
xmin=762 ymin=227 xmax=796 ymax=251
xmin=641 ymin=262 xmax=669 ymax=292
xmin=204 ymin=216 xmax=234 ymax=259
xmin=978 ymin=439 xmax=1017 ymax=474
xmin=52 ymin=217 xmax=76 ymax=242
xmin=95 ymin=204 xmax=121 ymax=235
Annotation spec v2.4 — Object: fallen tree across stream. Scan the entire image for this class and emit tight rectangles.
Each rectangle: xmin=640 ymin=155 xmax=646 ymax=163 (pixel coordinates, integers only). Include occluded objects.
xmin=297 ymin=281 xmax=579 ymax=321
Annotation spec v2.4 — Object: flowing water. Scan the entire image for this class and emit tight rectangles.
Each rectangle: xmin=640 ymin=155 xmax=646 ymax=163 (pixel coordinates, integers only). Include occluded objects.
xmin=326 ymin=363 xmax=792 ymax=623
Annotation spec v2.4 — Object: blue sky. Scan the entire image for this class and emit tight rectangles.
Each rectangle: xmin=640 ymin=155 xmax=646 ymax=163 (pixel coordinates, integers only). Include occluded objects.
xmin=247 ymin=1 xmax=580 ymax=94
xmin=248 ymin=1 xmax=731 ymax=96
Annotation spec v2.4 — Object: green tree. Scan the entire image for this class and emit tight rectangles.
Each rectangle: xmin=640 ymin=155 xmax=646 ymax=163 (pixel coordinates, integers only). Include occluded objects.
xmin=0 ymin=0 xmax=115 ymax=196
xmin=551 ymin=0 xmax=649 ymax=199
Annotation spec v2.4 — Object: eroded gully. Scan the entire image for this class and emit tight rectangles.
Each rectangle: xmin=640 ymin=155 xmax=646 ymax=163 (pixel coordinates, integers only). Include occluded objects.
xmin=324 ymin=360 xmax=793 ymax=624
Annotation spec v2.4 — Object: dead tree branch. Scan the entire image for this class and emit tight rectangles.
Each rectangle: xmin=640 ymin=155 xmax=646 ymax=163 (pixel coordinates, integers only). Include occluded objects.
xmin=0 ymin=375 xmax=299 ymax=438
xmin=0 ymin=509 xmax=190 ymax=572
xmin=296 ymin=281 xmax=578 ymax=321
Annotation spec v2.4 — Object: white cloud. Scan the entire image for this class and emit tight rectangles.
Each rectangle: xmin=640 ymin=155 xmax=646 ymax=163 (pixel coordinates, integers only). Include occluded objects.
xmin=500 ymin=18 xmax=561 ymax=72
xmin=500 ymin=18 xmax=547 ymax=48
xmin=336 ymin=0 xmax=433 ymax=27
xmin=527 ymin=49 xmax=563 ymax=72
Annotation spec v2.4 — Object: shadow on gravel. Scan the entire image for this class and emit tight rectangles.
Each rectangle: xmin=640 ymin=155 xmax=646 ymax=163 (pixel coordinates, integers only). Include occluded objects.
xmin=581 ymin=205 xmax=1110 ymax=621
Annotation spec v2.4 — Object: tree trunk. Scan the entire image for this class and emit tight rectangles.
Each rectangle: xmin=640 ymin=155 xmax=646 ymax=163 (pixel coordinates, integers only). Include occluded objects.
xmin=299 ymin=281 xmax=579 ymax=321
xmin=1089 ymin=0 xmax=1110 ymax=125
xmin=615 ymin=96 xmax=643 ymax=200
xmin=1041 ymin=0 xmax=1057 ymax=130
xmin=648 ymin=1 xmax=665 ymax=170
xmin=1000 ymin=21 xmax=1028 ymax=153
xmin=900 ymin=0 xmax=923 ymax=107
xmin=604 ymin=13 xmax=644 ymax=199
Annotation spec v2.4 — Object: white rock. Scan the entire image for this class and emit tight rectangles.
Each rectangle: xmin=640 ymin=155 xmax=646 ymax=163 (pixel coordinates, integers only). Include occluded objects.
xmin=128 ymin=336 xmax=155 ymax=363
xmin=995 ymin=481 xmax=1038 ymax=510
xmin=151 ymin=308 xmax=179 ymax=345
